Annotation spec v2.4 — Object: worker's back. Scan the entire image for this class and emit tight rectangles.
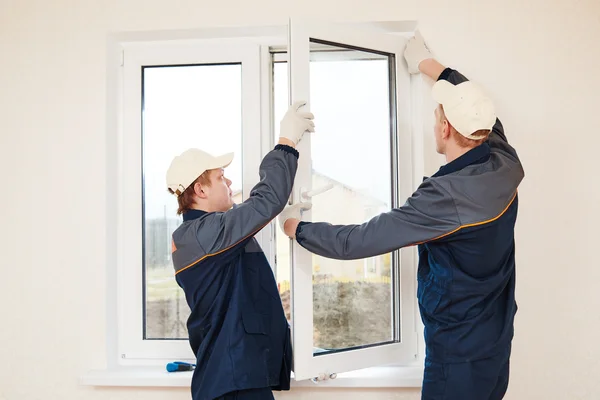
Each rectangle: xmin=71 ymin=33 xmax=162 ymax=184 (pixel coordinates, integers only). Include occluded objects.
xmin=418 ymin=69 xmax=523 ymax=361
xmin=417 ymin=190 xmax=518 ymax=362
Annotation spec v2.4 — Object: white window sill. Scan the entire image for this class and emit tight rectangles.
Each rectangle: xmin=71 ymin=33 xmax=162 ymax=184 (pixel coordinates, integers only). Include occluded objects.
xmin=80 ymin=366 xmax=423 ymax=388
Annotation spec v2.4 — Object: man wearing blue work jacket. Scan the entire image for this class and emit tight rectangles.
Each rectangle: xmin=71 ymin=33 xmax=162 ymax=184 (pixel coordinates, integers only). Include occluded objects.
xmin=167 ymin=102 xmax=315 ymax=400
xmin=279 ymin=32 xmax=524 ymax=400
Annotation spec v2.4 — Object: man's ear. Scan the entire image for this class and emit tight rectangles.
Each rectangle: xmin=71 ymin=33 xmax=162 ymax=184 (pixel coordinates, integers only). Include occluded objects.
xmin=193 ymin=182 xmax=208 ymax=199
xmin=442 ymin=120 xmax=452 ymax=140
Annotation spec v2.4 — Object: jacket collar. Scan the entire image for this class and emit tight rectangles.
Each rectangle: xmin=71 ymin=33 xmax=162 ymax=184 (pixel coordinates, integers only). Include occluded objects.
xmin=432 ymin=142 xmax=491 ymax=178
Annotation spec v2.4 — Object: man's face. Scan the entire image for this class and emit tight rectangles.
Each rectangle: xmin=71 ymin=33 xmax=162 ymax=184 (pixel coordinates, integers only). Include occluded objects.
xmin=434 ymin=105 xmax=449 ymax=155
xmin=203 ymin=168 xmax=233 ymax=212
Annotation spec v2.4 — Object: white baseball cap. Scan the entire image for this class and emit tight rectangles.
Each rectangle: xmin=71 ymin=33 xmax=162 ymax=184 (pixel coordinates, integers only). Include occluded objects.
xmin=432 ymin=80 xmax=496 ymax=139
xmin=166 ymin=149 xmax=234 ymax=196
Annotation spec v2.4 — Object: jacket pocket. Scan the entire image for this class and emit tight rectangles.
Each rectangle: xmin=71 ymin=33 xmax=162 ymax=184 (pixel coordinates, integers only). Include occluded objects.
xmin=417 ymin=278 xmax=444 ymax=329
xmin=242 ymin=311 xmax=268 ymax=335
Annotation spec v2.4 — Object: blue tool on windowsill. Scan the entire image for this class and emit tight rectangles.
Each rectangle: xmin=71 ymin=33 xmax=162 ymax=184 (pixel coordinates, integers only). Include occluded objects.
xmin=166 ymin=361 xmax=196 ymax=372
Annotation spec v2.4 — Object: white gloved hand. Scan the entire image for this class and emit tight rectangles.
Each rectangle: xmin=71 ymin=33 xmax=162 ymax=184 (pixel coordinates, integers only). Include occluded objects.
xmin=280 ymin=101 xmax=315 ymax=145
xmin=403 ymin=30 xmax=433 ymax=74
xmin=278 ymin=202 xmax=313 ymax=235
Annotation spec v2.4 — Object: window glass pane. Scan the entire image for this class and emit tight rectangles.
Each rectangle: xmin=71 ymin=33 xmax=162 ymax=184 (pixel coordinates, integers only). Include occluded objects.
xmin=274 ymin=42 xmax=396 ymax=354
xmin=142 ymin=64 xmax=242 ymax=339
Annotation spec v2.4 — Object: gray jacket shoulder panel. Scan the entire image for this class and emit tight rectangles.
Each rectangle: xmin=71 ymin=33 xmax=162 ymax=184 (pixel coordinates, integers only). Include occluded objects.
xmin=171 ymin=145 xmax=298 ymax=274
xmin=171 ymin=217 xmax=208 ymax=274
xmin=433 ymin=151 xmax=523 ymax=228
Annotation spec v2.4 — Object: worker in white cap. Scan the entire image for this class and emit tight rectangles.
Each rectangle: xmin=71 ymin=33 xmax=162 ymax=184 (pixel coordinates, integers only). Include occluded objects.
xmin=279 ymin=32 xmax=524 ymax=400
xmin=167 ymin=102 xmax=314 ymax=400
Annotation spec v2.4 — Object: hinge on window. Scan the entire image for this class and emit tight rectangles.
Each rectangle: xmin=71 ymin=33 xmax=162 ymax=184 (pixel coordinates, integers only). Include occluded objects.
xmin=310 ymin=373 xmax=337 ymax=384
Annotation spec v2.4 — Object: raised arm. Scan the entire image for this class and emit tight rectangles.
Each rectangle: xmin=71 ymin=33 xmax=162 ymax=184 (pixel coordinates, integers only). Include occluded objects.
xmin=196 ymin=102 xmax=314 ymax=255
xmin=405 ymin=32 xmax=508 ymax=145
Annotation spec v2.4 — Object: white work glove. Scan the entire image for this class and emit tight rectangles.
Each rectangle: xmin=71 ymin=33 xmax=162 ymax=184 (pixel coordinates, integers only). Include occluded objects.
xmin=278 ymin=202 xmax=313 ymax=236
xmin=403 ymin=30 xmax=433 ymax=74
xmin=279 ymin=101 xmax=315 ymax=145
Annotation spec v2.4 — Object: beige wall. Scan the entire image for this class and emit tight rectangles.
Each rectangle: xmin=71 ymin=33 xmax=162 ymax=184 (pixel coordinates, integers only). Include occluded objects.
xmin=1 ymin=0 xmax=599 ymax=399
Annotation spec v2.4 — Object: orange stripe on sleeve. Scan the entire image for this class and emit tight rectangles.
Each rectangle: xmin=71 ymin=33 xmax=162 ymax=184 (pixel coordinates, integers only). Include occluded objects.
xmin=412 ymin=191 xmax=518 ymax=246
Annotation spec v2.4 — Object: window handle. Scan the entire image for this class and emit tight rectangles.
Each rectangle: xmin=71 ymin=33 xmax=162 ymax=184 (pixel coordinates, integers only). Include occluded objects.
xmin=300 ymin=183 xmax=333 ymax=201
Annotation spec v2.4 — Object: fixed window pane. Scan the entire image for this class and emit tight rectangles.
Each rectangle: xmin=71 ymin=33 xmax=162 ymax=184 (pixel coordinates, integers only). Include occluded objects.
xmin=142 ymin=64 xmax=243 ymax=339
xmin=274 ymin=41 xmax=397 ymax=355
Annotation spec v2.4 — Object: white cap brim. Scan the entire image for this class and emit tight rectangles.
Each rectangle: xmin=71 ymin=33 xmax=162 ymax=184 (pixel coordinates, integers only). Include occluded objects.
xmin=166 ymin=151 xmax=235 ymax=196
xmin=208 ymin=152 xmax=234 ymax=170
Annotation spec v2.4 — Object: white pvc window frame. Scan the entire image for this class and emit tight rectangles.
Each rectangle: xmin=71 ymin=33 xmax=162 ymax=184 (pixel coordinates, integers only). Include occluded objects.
xmin=106 ymin=21 xmax=424 ymax=381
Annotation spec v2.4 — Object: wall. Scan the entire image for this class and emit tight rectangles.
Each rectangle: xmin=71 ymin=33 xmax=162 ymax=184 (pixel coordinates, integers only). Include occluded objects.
xmin=1 ymin=0 xmax=599 ymax=399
